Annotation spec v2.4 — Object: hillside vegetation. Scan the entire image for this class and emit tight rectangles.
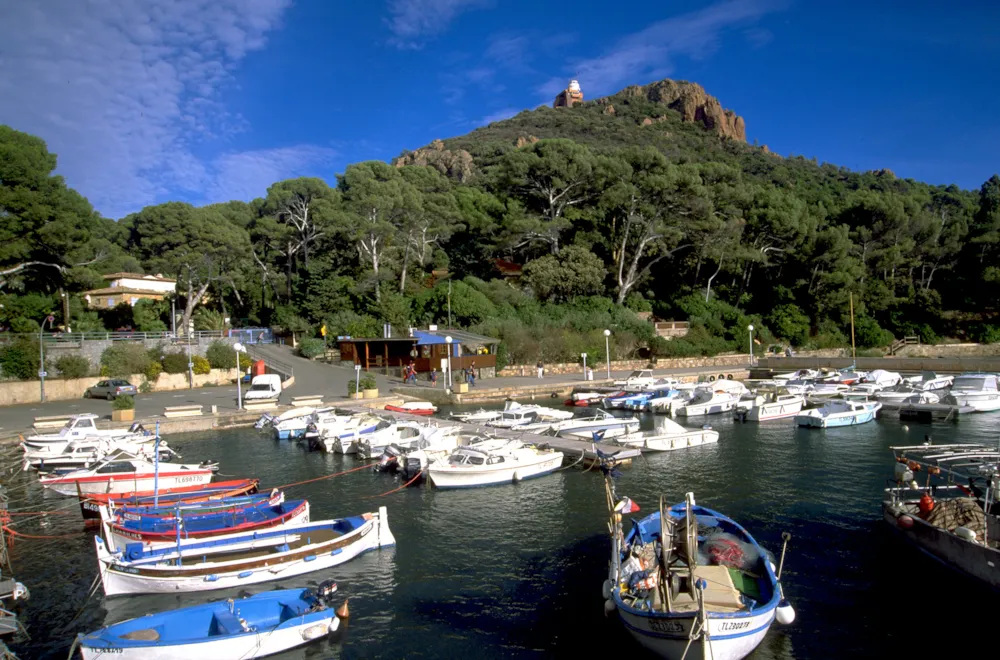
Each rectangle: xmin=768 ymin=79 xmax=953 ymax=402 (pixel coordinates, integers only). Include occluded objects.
xmin=2 ymin=78 xmax=999 ymax=373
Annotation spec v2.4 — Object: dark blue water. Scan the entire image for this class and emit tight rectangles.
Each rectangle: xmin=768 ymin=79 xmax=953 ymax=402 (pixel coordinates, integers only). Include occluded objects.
xmin=6 ymin=407 xmax=1000 ymax=659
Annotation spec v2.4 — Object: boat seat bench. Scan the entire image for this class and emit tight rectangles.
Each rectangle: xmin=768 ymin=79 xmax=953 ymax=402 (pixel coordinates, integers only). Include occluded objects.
xmin=211 ymin=610 xmax=246 ymax=636
xmin=671 ymin=565 xmax=744 ymax=613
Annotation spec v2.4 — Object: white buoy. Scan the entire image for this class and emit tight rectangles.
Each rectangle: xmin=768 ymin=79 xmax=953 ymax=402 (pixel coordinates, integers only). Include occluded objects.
xmin=902 ymin=424 xmax=909 ymax=432
xmin=776 ymin=600 xmax=796 ymax=625
xmin=604 ymin=599 xmax=617 ymax=616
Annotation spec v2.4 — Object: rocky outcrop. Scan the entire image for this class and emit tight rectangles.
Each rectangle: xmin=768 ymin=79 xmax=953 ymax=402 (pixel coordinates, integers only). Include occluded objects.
xmin=393 ymin=140 xmax=475 ymax=182
xmin=621 ymin=79 xmax=746 ymax=141
xmin=603 ymin=104 xmax=615 ymax=116
xmin=515 ymin=135 xmax=539 ymax=148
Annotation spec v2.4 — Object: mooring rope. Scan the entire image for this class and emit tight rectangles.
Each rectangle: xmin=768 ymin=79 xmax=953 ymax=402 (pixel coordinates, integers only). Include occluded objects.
xmin=366 ymin=471 xmax=423 ymax=498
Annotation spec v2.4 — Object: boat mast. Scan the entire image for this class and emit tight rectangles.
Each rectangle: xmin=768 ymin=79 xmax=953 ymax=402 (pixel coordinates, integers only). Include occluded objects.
xmin=153 ymin=421 xmax=160 ymax=508
xmin=849 ymin=292 xmax=856 ymax=365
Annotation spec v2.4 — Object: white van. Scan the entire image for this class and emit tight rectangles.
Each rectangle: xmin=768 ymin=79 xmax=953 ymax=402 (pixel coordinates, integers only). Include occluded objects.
xmin=244 ymin=374 xmax=282 ymax=401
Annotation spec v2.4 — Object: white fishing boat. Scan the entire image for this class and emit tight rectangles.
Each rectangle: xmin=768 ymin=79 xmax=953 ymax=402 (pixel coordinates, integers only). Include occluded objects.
xmin=23 ymin=435 xmax=174 ymax=471
xmin=612 ymin=419 xmax=719 ymax=452
xmin=875 ymin=387 xmax=942 ymax=405
xmin=943 ymin=373 xmax=1000 ymax=412
xmin=542 ymin=409 xmax=640 ymax=440
xmin=21 ymin=415 xmax=147 ymax=450
xmin=795 ymin=399 xmax=881 ymax=428
xmin=905 ymin=372 xmax=954 ymax=391
xmin=355 ymin=420 xmax=432 ymax=459
xmin=76 ymin=585 xmax=342 ymax=660
xmin=741 ymin=392 xmax=805 ymax=422
xmin=95 ymin=507 xmax=395 ymax=596
xmin=427 ymin=439 xmax=564 ymax=489
xmin=39 ymin=453 xmax=217 ymax=496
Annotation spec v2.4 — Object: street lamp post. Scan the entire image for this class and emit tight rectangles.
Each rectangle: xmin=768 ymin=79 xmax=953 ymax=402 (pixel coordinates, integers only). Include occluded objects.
xmin=748 ymin=324 xmax=755 ymax=367
xmin=445 ymin=336 xmax=453 ymax=390
xmin=354 ymin=363 xmax=361 ymax=396
xmin=603 ymin=329 xmax=611 ymax=379
xmin=186 ymin=338 xmax=194 ymax=390
xmin=234 ymin=342 xmax=246 ymax=410
xmin=39 ymin=315 xmax=54 ymax=402
xmin=581 ymin=352 xmax=588 ymax=381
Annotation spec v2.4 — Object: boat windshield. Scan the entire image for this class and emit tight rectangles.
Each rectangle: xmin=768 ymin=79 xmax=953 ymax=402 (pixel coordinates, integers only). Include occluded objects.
xmin=448 ymin=454 xmax=468 ymax=465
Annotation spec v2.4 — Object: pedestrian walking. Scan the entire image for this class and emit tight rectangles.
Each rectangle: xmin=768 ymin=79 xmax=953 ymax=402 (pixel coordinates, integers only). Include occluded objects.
xmin=536 ymin=359 xmax=544 ymax=379
xmin=469 ymin=361 xmax=476 ymax=387
xmin=430 ymin=368 xmax=438 ymax=387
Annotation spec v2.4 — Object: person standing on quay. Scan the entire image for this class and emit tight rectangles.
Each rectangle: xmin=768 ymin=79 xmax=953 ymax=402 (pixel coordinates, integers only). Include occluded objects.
xmin=536 ymin=359 xmax=544 ymax=379
xmin=430 ymin=367 xmax=438 ymax=387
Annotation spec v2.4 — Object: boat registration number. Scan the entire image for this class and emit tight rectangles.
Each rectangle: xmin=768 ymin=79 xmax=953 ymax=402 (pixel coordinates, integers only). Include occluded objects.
xmin=720 ymin=620 xmax=751 ymax=632
xmin=92 ymin=647 xmax=123 ymax=654
xmin=175 ymin=476 xmax=201 ymax=483
xmin=649 ymin=619 xmax=683 ymax=634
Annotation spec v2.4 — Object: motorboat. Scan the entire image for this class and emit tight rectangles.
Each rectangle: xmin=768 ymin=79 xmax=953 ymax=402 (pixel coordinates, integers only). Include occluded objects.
xmin=484 ymin=408 xmax=540 ymax=429
xmin=377 ymin=427 xmax=466 ymax=480
xmin=23 ymin=435 xmax=174 ymax=472
xmin=95 ymin=507 xmax=395 ymax=595
xmin=643 ymin=388 xmax=688 ymax=413
xmin=504 ymin=401 xmax=574 ymax=420
xmin=808 ymin=382 xmax=851 ymax=397
xmin=612 ymin=419 xmax=719 ymax=452
xmin=21 ymin=416 xmax=152 ymax=451
xmin=76 ymin=585 xmax=342 ymax=660
xmin=851 ymin=369 xmax=902 ymax=394
xmin=427 ymin=438 xmax=564 ymax=489
xmin=257 ymin=406 xmax=333 ymax=440
xmin=673 ymin=382 xmax=747 ymax=417
xmin=39 ymin=452 xmax=218 ymax=497
xmin=795 ymin=400 xmax=881 ymax=428
xmin=541 ymin=409 xmax=640 ymax=440
xmin=101 ymin=492 xmax=310 ymax=550
xmin=943 ymin=373 xmax=1000 ymax=412
xmin=875 ymin=387 xmax=942 ymax=405
xmin=883 ymin=443 xmax=1000 ymax=590
xmin=740 ymin=392 xmax=805 ymax=422
xmin=304 ymin=411 xmax=369 ymax=444
xmin=449 ymin=408 xmax=504 ymax=424
xmin=310 ymin=414 xmax=385 ymax=454
xmin=568 ymin=391 xmax=611 ymax=406
xmin=772 ymin=368 xmax=819 ymax=382
xmin=78 ymin=479 xmax=260 ymax=522
xmin=603 ymin=483 xmax=794 ymax=660
xmin=355 ymin=420 xmax=432 ymax=459
xmin=603 ymin=392 xmax=635 ymax=409
xmin=651 ymin=389 xmax=696 ymax=415
xmin=614 ymin=369 xmax=659 ymax=389
xmin=902 ymin=372 xmax=954 ymax=391
xmin=384 ymin=401 xmax=438 ymax=415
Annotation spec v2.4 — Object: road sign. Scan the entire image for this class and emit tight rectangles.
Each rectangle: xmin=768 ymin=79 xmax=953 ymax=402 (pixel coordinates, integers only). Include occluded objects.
xmin=38 ymin=371 xmax=47 ymax=378
xmin=188 ymin=362 xmax=194 ymax=368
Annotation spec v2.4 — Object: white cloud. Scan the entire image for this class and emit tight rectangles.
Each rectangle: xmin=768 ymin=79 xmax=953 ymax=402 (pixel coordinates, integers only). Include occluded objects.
xmin=0 ymin=0 xmax=299 ymax=218
xmin=538 ymin=0 xmax=786 ymax=99
xmin=386 ymin=0 xmax=493 ymax=47
xmin=205 ymin=145 xmax=337 ymax=203
xmin=478 ymin=107 xmax=520 ymax=126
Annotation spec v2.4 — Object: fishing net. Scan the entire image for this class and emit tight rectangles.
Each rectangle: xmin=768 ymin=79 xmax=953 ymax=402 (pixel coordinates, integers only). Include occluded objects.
xmin=924 ymin=497 xmax=986 ymax=539
xmin=700 ymin=533 xmax=761 ymax=571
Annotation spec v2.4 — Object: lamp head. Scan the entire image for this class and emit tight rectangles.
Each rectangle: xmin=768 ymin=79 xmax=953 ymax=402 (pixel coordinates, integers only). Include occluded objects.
xmin=445 ymin=336 xmax=453 ymax=344
xmin=603 ymin=329 xmax=611 ymax=337
xmin=748 ymin=324 xmax=754 ymax=332
xmin=233 ymin=342 xmax=245 ymax=352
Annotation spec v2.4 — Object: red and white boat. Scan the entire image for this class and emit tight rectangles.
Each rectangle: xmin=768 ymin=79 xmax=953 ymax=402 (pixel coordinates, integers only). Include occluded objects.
xmin=40 ymin=452 xmax=217 ymax=497
xmin=384 ymin=401 xmax=438 ymax=416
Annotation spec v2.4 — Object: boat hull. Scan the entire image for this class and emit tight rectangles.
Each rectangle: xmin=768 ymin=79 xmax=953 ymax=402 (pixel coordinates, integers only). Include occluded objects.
xmin=44 ymin=470 xmax=214 ymax=497
xmin=616 ymin=605 xmax=774 ymax=660
xmin=79 ymin=480 xmax=259 ymax=521
xmin=428 ymin=453 xmax=564 ymax=489
xmin=676 ymin=400 xmax=736 ymax=417
xmin=795 ymin=410 xmax=877 ymax=427
xmin=745 ymin=399 xmax=804 ymax=421
xmin=618 ymin=430 xmax=719 ymax=452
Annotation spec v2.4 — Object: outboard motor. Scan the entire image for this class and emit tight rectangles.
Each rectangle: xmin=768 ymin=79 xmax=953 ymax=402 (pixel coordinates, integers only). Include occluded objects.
xmin=199 ymin=460 xmax=220 ymax=472
xmin=254 ymin=413 xmax=276 ymax=430
xmin=316 ymin=580 xmax=338 ymax=604
xmin=128 ymin=422 xmax=147 ymax=434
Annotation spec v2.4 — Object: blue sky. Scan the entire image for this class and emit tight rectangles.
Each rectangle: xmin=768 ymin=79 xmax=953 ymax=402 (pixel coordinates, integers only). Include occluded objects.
xmin=1 ymin=0 xmax=997 ymax=218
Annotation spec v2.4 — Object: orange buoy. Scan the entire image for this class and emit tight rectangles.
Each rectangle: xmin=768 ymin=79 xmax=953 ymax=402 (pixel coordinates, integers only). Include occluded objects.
xmin=336 ymin=599 xmax=350 ymax=619
xmin=918 ymin=494 xmax=935 ymax=516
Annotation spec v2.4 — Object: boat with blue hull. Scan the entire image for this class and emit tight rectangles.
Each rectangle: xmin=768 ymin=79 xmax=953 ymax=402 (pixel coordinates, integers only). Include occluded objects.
xmin=602 ymin=471 xmax=795 ymax=660
xmin=76 ymin=584 xmax=342 ymax=659
xmin=795 ymin=399 xmax=881 ymax=428
xmin=96 ymin=506 xmax=395 ymax=596
xmin=78 ymin=479 xmax=260 ymax=522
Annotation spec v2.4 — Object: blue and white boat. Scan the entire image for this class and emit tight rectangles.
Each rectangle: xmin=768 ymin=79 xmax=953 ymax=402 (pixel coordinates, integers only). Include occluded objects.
xmin=603 ymin=487 xmax=795 ymax=660
xmin=623 ymin=388 xmax=677 ymax=412
xmin=77 ymin=584 xmax=342 ymax=660
xmin=603 ymin=392 xmax=634 ymax=410
xmin=263 ymin=406 xmax=332 ymax=440
xmin=96 ymin=507 xmax=395 ymax=596
xmin=794 ymin=399 xmax=881 ymax=428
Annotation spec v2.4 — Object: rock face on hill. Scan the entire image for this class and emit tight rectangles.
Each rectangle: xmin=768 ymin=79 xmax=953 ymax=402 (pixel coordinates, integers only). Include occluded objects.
xmin=619 ymin=79 xmax=746 ymax=141
xmin=393 ymin=140 xmax=475 ymax=181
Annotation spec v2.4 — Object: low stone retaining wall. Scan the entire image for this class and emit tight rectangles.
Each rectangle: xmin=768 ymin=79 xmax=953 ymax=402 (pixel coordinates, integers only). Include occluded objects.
xmin=499 ymin=354 xmax=749 ymax=377
xmin=757 ymin=355 xmax=1000 ymax=374
xmin=0 ymin=368 xmax=239 ymax=406
xmin=896 ymin=343 xmax=1000 ymax=357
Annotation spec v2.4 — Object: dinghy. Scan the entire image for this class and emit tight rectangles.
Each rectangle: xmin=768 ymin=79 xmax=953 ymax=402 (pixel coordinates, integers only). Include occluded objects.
xmin=78 ymin=479 xmax=259 ymax=522
xmin=76 ymin=583 xmax=342 ymax=659
xmin=96 ymin=507 xmax=395 ymax=596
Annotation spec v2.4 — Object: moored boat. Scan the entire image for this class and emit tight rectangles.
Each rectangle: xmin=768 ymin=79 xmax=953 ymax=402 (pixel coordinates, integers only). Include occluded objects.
xmin=612 ymin=419 xmax=719 ymax=452
xmin=23 ymin=435 xmax=174 ymax=471
xmin=76 ymin=584 xmax=342 ymax=659
xmin=384 ymin=401 xmax=438 ymax=415
xmin=741 ymin=392 xmax=805 ymax=422
xmin=427 ymin=439 xmax=564 ymax=489
xmin=944 ymin=373 xmax=1000 ymax=412
xmin=95 ymin=506 xmax=395 ymax=595
xmin=40 ymin=453 xmax=217 ymax=497
xmin=21 ymin=414 xmax=145 ymax=450
xmin=794 ymin=399 xmax=881 ymax=428
xmin=78 ymin=479 xmax=259 ymax=522
xmin=674 ymin=385 xmax=743 ymax=417
xmin=541 ymin=409 xmax=640 ymax=440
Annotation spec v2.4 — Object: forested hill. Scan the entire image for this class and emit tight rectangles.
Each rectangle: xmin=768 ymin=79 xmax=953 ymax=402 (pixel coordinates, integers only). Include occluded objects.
xmin=2 ymin=76 xmax=1000 ymax=374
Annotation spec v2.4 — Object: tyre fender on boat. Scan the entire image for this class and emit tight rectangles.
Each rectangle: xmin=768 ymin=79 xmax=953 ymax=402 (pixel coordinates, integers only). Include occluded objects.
xmin=602 ymin=579 xmax=612 ymax=600
xmin=604 ymin=599 xmax=616 ymax=616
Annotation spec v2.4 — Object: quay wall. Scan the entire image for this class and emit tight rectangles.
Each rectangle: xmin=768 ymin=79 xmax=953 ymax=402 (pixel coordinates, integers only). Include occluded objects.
xmin=0 ymin=368 xmax=239 ymax=406
xmin=756 ymin=355 xmax=1000 ymax=374
xmin=500 ymin=354 xmax=750 ymax=376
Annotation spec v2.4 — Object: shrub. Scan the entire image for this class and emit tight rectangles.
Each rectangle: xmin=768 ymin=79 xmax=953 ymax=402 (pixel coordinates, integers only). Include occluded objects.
xmin=360 ymin=374 xmax=377 ymax=390
xmin=193 ymin=307 xmax=227 ymax=331
xmin=138 ymin=379 xmax=153 ymax=394
xmin=854 ymin=315 xmax=894 ymax=349
xmin=54 ymin=354 xmax=90 ymax=379
xmin=100 ymin=343 xmax=151 ymax=378
xmin=495 ymin=342 xmax=510 ymax=371
xmin=347 ymin=380 xmax=358 ymax=395
xmin=144 ymin=360 xmax=163 ymax=381
xmin=971 ymin=324 xmax=1000 ymax=345
xmin=766 ymin=304 xmax=810 ymax=347
xmin=112 ymin=394 xmax=135 ymax=410
xmin=298 ymin=337 xmax=326 ymax=359
xmin=192 ymin=355 xmax=211 ymax=375
xmin=161 ymin=352 xmax=189 ymax=374
xmin=205 ymin=341 xmax=251 ymax=369
xmin=0 ymin=338 xmax=40 ymax=380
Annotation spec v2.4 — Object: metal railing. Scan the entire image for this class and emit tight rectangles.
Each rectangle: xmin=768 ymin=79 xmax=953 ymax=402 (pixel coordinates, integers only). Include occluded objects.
xmin=246 ymin=344 xmax=294 ymax=379
xmin=0 ymin=330 xmax=228 ymax=345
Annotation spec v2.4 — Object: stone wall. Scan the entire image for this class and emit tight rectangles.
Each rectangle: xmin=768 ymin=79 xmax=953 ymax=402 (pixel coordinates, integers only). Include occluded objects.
xmin=0 ymin=368 xmax=238 ymax=406
xmin=499 ymin=354 xmax=749 ymax=376
xmin=896 ymin=343 xmax=1000 ymax=357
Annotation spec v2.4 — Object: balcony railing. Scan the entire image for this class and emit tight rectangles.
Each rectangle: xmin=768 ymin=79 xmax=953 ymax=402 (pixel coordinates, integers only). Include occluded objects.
xmin=0 ymin=330 xmax=228 ymax=345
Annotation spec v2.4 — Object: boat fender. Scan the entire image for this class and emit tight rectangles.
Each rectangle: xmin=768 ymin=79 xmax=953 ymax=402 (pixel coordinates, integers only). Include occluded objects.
xmin=955 ymin=526 xmax=978 ymax=543
xmin=896 ymin=515 xmax=914 ymax=530
xmin=604 ymin=599 xmax=616 ymax=616
xmin=776 ymin=600 xmax=796 ymax=625
xmin=301 ymin=622 xmax=330 ymax=640
xmin=602 ymin=579 xmax=612 ymax=600
xmin=551 ymin=392 xmax=558 ymax=398
xmin=893 ymin=463 xmax=913 ymax=483
xmin=918 ymin=494 xmax=935 ymax=516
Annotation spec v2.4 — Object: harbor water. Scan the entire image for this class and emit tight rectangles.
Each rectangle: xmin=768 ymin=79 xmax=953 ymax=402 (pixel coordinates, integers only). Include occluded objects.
xmin=8 ymin=406 xmax=1000 ymax=659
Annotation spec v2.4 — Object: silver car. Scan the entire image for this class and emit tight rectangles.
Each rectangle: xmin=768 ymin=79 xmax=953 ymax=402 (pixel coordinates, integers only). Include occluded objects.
xmin=84 ymin=379 xmax=137 ymax=400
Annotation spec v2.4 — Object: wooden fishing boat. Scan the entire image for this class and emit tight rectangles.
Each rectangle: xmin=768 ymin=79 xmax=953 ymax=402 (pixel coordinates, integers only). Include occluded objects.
xmin=102 ymin=493 xmax=310 ymax=549
xmin=78 ymin=479 xmax=259 ymax=522
xmin=601 ymin=473 xmax=795 ymax=660
xmin=76 ymin=584 xmax=342 ymax=659
xmin=95 ymin=506 xmax=395 ymax=596
xmin=41 ymin=453 xmax=217 ymax=497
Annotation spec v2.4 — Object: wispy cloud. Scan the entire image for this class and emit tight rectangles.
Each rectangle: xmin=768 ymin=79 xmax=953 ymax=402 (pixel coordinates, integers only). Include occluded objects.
xmin=538 ymin=0 xmax=787 ymax=99
xmin=0 ymin=0 xmax=302 ymax=218
xmin=205 ymin=145 xmax=337 ymax=204
xmin=478 ymin=107 xmax=521 ymax=126
xmin=386 ymin=0 xmax=493 ymax=48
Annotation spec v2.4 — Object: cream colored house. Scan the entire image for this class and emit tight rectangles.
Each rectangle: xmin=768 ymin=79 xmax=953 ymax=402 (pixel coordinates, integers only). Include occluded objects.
xmin=83 ymin=272 xmax=177 ymax=309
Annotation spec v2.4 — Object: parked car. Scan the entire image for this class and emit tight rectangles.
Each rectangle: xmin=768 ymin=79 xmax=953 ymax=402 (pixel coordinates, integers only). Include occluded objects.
xmin=84 ymin=379 xmax=137 ymax=400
